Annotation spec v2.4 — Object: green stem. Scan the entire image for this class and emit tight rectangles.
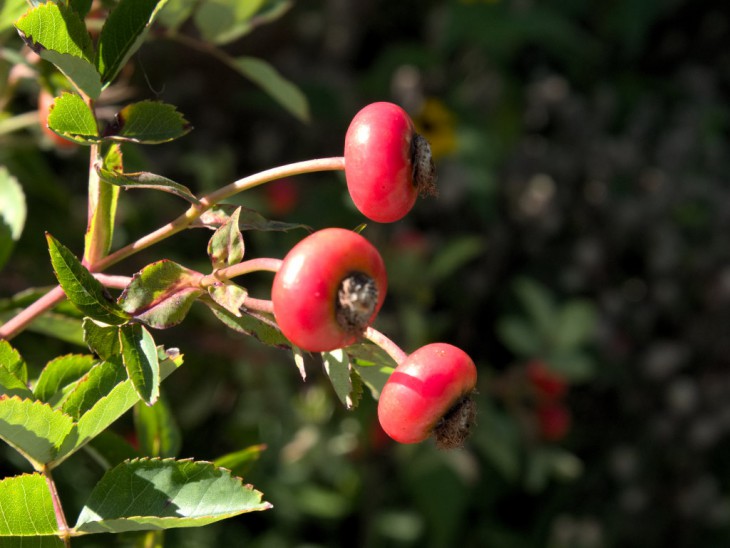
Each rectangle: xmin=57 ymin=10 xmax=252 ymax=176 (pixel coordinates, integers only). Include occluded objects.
xmin=43 ymin=466 xmax=71 ymax=547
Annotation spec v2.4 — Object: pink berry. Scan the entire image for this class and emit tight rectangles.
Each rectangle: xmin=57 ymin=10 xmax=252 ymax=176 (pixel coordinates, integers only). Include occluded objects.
xmin=272 ymin=228 xmax=387 ymax=352
xmin=377 ymin=343 xmax=477 ymax=449
xmin=344 ymin=102 xmax=436 ymax=223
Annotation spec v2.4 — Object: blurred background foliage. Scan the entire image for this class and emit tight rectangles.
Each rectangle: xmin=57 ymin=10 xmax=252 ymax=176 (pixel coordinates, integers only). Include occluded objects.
xmin=1 ymin=0 xmax=730 ymax=546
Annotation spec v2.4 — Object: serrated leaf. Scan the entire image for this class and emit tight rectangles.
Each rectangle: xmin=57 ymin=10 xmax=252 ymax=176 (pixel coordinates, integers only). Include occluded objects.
xmin=134 ymin=395 xmax=180 ymax=458
xmin=214 ymin=444 xmax=266 ymax=478
xmin=61 ymin=358 xmax=127 ymax=420
xmin=105 ymin=100 xmax=192 ymax=144
xmin=34 ymin=353 xmax=97 ymax=405
xmin=82 ymin=318 xmax=121 ymax=359
xmin=0 ymin=367 xmax=32 ymax=400
xmin=119 ymin=323 xmax=159 ymax=405
xmin=208 ymin=206 xmax=244 ymax=269
xmin=0 ymin=473 xmax=58 ymax=537
xmin=14 ymin=2 xmax=101 ymax=98
xmin=0 ymin=340 xmax=27 ymax=384
xmin=45 ymin=92 xmax=99 ymax=143
xmin=233 ymin=56 xmax=309 ymax=122
xmin=54 ymin=350 xmax=182 ymax=466
xmin=118 ymin=260 xmax=204 ymax=329
xmin=96 ymin=167 xmax=200 ymax=204
xmin=0 ymin=166 xmax=26 ymax=271
xmin=207 ymin=283 xmax=248 ymax=317
xmin=96 ymin=0 xmax=169 ymax=86
xmin=46 ymin=233 xmax=130 ymax=325
xmin=74 ymin=458 xmax=272 ymax=533
xmin=206 ymin=301 xmax=289 ymax=349
xmin=193 ymin=0 xmax=265 ymax=45
xmin=0 ymin=397 xmax=75 ymax=466
xmin=322 ymin=349 xmax=356 ymax=409
xmin=0 ymin=536 xmax=64 ymax=547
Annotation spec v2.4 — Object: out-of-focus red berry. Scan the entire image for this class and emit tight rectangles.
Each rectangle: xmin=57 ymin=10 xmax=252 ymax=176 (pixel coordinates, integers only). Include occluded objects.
xmin=527 ymin=360 xmax=567 ymax=401
xmin=536 ymin=402 xmax=571 ymax=441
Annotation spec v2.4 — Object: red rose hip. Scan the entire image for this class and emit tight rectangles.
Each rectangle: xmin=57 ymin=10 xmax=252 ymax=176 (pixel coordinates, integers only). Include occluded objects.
xmin=377 ymin=343 xmax=478 ymax=449
xmin=272 ymin=228 xmax=387 ymax=352
xmin=344 ymin=102 xmax=436 ymax=223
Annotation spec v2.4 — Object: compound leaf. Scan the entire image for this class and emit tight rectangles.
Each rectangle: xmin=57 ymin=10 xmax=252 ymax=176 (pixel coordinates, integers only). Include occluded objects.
xmin=34 ymin=353 xmax=97 ymax=405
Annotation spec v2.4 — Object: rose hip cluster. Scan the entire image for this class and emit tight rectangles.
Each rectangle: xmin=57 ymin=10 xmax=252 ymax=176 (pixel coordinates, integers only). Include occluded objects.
xmin=271 ymin=102 xmax=477 ymax=449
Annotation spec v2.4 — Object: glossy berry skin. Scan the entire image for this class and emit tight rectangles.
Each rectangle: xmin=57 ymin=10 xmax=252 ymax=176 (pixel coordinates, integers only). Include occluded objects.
xmin=272 ymin=228 xmax=387 ymax=352
xmin=378 ymin=343 xmax=477 ymax=448
xmin=344 ymin=102 xmax=434 ymax=223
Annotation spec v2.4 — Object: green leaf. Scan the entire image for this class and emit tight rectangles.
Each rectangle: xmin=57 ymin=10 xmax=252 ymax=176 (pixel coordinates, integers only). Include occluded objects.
xmin=0 ymin=166 xmax=26 ymax=271
xmin=46 ymin=234 xmax=130 ymax=325
xmin=322 ymin=349 xmax=358 ymax=409
xmin=496 ymin=316 xmax=542 ymax=358
xmin=119 ymin=323 xmax=160 ymax=405
xmin=83 ymin=318 xmax=121 ymax=359
xmin=74 ymin=458 xmax=272 ymax=533
xmin=55 ymin=350 xmax=182 ymax=465
xmin=214 ymin=444 xmax=266 ymax=479
xmin=96 ymin=167 xmax=200 ymax=204
xmin=60 ymin=358 xmax=127 ymax=420
xmin=193 ymin=0 xmax=266 ymax=44
xmin=14 ymin=2 xmax=101 ymax=98
xmin=0 ymin=473 xmax=58 ymax=537
xmin=0 ymin=340 xmax=27 ymax=383
xmin=96 ymin=0 xmax=169 ymax=86
xmin=208 ymin=206 xmax=244 ymax=269
xmin=134 ymin=395 xmax=180 ymax=458
xmin=26 ymin=310 xmax=86 ymax=346
xmin=34 ymin=353 xmax=97 ymax=405
xmin=514 ymin=277 xmax=556 ymax=339
xmin=0 ymin=0 xmax=27 ymax=35
xmin=545 ymin=351 xmax=595 ymax=383
xmin=207 ymin=282 xmax=248 ymax=317
xmin=206 ymin=302 xmax=289 ymax=348
xmin=0 ymin=367 xmax=32 ymax=400
xmin=105 ymin=100 xmax=192 ymax=144
xmin=345 ymin=342 xmax=396 ymax=398
xmin=0 ymin=536 xmax=64 ymax=547
xmin=45 ymin=92 xmax=99 ymax=143
xmin=70 ymin=0 xmax=93 ymax=18
xmin=0 ymin=397 xmax=75 ymax=466
xmin=157 ymin=0 xmax=197 ymax=31
xmin=118 ymin=260 xmax=204 ymax=329
xmin=553 ymin=300 xmax=597 ymax=351
xmin=233 ymin=56 xmax=309 ymax=122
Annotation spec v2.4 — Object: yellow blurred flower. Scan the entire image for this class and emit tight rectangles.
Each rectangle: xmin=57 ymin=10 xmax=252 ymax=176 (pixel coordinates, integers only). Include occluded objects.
xmin=412 ymin=98 xmax=458 ymax=160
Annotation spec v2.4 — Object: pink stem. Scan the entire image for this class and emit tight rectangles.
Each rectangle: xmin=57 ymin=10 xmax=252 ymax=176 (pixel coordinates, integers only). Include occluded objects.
xmin=364 ymin=327 xmax=408 ymax=365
